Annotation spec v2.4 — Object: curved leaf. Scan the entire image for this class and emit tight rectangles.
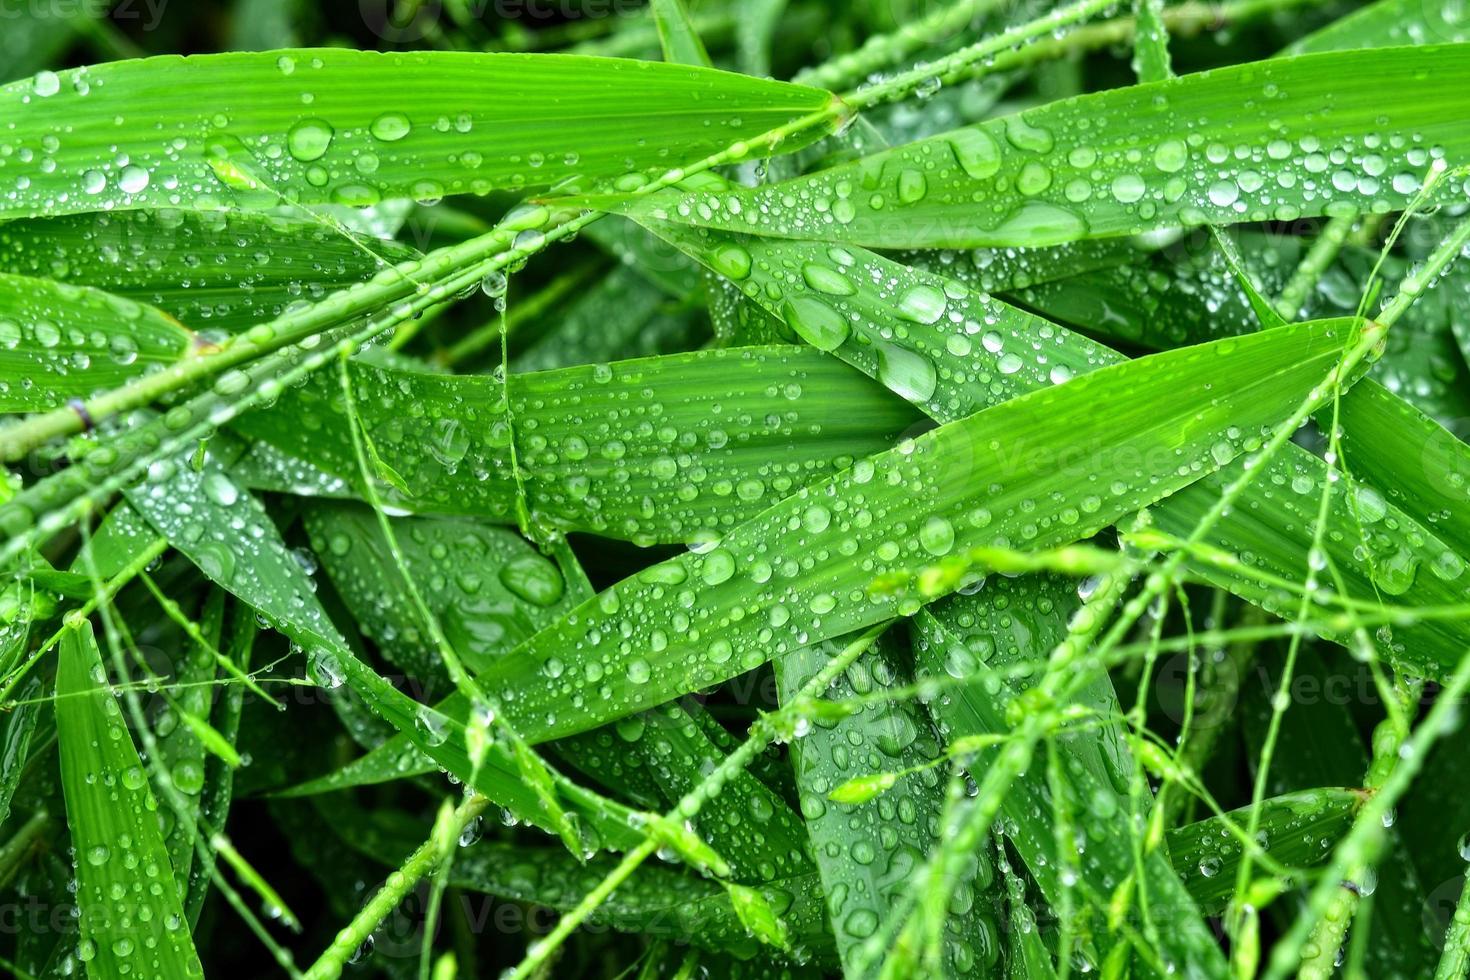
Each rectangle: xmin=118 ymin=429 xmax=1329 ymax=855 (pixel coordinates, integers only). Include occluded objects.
xmin=481 ymin=318 xmax=1355 ymax=743
xmin=0 ymin=50 xmax=836 ymax=219
xmin=0 ymin=273 xmax=191 ymax=412
xmin=613 ymin=46 xmax=1470 ymax=248
xmin=56 ymin=621 xmax=205 ymax=979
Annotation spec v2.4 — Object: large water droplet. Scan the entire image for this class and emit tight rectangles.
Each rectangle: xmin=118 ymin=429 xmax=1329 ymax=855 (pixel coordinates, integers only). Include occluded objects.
xmin=782 ymin=296 xmax=849 ymax=351
xmin=287 ymin=118 xmax=334 ymax=162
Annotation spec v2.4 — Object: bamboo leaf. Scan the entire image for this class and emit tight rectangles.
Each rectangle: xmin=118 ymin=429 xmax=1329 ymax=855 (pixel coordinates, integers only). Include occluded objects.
xmin=120 ymin=442 xmax=644 ymax=850
xmin=636 ymin=217 xmax=1470 ymax=677
xmin=0 ymin=210 xmax=418 ymax=333
xmin=652 ymin=0 xmax=714 ymax=67
xmin=1288 ymin=0 xmax=1470 ymax=53
xmin=479 ymin=317 xmax=1356 ymax=744
xmin=1169 ymin=788 xmax=1362 ymax=916
xmin=55 ymin=620 xmax=205 ymax=979
xmin=0 ymin=273 xmax=192 ymax=412
xmin=322 ymin=800 xmax=834 ymax=961
xmin=913 ymin=578 xmax=1225 ymax=975
xmin=776 ymin=636 xmax=1002 ymax=974
xmin=235 ymin=345 xmax=917 ymax=543
xmin=0 ymin=50 xmax=836 ymax=220
xmin=603 ymin=46 xmax=1470 ymax=248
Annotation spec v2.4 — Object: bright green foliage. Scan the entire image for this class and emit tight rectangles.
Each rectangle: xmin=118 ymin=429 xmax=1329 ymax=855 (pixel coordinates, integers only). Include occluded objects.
xmin=0 ymin=51 xmax=835 ymax=218
xmin=4 ymin=3 xmax=1470 ymax=979
xmin=612 ymin=46 xmax=1470 ymax=248
xmin=55 ymin=621 xmax=204 ymax=979
xmin=0 ymin=274 xmax=191 ymax=411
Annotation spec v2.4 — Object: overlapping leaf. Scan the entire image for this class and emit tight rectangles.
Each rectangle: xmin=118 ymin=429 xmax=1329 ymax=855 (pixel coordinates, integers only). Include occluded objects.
xmin=607 ymin=46 xmax=1470 ymax=248
xmin=0 ymin=273 xmax=191 ymax=412
xmin=55 ymin=621 xmax=205 ymax=979
xmin=0 ymin=50 xmax=837 ymax=220
xmin=0 ymin=210 xmax=418 ymax=333
xmin=478 ymin=317 xmax=1355 ymax=743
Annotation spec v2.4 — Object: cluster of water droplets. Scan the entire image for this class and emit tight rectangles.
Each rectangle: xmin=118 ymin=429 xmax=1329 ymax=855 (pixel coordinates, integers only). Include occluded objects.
xmin=655 ymin=55 xmax=1465 ymax=250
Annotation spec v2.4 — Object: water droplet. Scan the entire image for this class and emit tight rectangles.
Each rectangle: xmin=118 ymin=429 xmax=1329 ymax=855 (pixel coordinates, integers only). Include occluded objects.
xmin=896 ymin=284 xmax=946 ymax=324
xmin=369 ymin=112 xmax=412 ymax=142
xmin=782 ymin=296 xmax=849 ymax=351
xmin=709 ymin=243 xmax=752 ymax=280
xmin=287 ymin=118 xmax=334 ymax=162
xmin=950 ymin=129 xmax=1001 ymax=180
xmin=32 ymin=70 xmax=60 ymax=97
xmin=118 ymin=165 xmax=150 ymax=194
xmin=802 ymin=262 xmax=856 ymax=296
xmin=877 ymin=343 xmax=937 ymax=403
xmin=919 ymin=516 xmax=956 ymax=556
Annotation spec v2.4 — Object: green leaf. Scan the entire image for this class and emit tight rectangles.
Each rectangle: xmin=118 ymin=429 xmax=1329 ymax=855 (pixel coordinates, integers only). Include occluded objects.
xmin=0 ymin=50 xmax=836 ymax=219
xmin=0 ymin=273 xmax=192 ymax=412
xmin=479 ymin=317 xmax=1356 ymax=744
xmin=184 ymin=600 xmax=254 ymax=925
xmin=617 ymin=699 xmax=813 ymax=886
xmin=55 ymin=620 xmax=205 ymax=979
xmin=322 ymin=800 xmax=833 ymax=961
xmin=120 ymin=443 xmax=644 ymax=851
xmin=235 ymin=345 xmax=917 ymax=543
xmin=1010 ymin=231 xmax=1470 ymax=425
xmin=1287 ymin=0 xmax=1470 ymax=54
xmin=301 ymin=504 xmax=577 ymax=682
xmin=606 ymin=46 xmax=1470 ymax=248
xmin=1168 ymin=788 xmax=1362 ymax=916
xmin=652 ymin=0 xmax=714 ymax=67
xmin=1242 ymin=649 xmax=1437 ymax=976
xmin=637 ymin=218 xmax=1470 ymax=677
xmin=0 ymin=210 xmax=418 ymax=333
xmin=153 ymin=589 xmax=223 ymax=896
xmin=776 ymin=636 xmax=1002 ymax=974
xmin=0 ymin=678 xmax=44 ymax=831
xmin=914 ymin=578 xmax=1225 ymax=975
xmin=1336 ymin=379 xmax=1470 ymax=566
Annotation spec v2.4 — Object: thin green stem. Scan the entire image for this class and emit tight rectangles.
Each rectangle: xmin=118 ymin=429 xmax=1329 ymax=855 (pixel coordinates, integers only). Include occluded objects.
xmin=302 ymin=793 xmax=490 ymax=980
xmin=505 ymin=622 xmax=892 ymax=979
xmin=1433 ymin=869 xmax=1470 ymax=980
xmin=439 ymin=257 xmax=605 ymax=366
xmin=841 ymin=0 xmax=1120 ymax=112
xmin=1297 ymin=676 xmax=1424 ymax=979
xmin=1263 ymin=648 xmax=1470 ymax=980
xmin=792 ymin=0 xmax=1009 ymax=90
xmin=1275 ymin=214 xmax=1358 ymax=321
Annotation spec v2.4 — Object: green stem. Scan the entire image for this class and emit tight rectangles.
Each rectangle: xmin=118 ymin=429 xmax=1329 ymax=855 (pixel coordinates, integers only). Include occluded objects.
xmin=1378 ymin=186 xmax=1470 ymax=327
xmin=969 ymin=0 xmax=1330 ymax=81
xmin=841 ymin=0 xmax=1120 ymax=112
xmin=1263 ymin=649 xmax=1470 ymax=980
xmin=505 ymin=622 xmax=891 ymax=980
xmin=0 ymin=809 xmax=48 ymax=890
xmin=1275 ymin=214 xmax=1358 ymax=321
xmin=302 ymin=793 xmax=490 ymax=980
xmin=895 ymin=550 xmax=1141 ymax=969
xmin=1131 ymin=0 xmax=1173 ymax=82
xmin=893 ymin=308 xmax=1392 ymax=970
xmin=1433 ymin=867 xmax=1470 ymax=980
xmin=1297 ymin=677 xmax=1424 ymax=979
xmin=793 ymin=0 xmax=1010 ymax=90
